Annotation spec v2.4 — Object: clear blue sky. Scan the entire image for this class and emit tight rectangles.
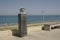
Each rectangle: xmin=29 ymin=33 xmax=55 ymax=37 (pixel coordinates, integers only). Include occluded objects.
xmin=0 ymin=0 xmax=60 ymax=15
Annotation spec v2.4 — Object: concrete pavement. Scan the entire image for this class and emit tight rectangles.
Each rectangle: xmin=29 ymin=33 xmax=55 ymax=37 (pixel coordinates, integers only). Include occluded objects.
xmin=0 ymin=26 xmax=60 ymax=40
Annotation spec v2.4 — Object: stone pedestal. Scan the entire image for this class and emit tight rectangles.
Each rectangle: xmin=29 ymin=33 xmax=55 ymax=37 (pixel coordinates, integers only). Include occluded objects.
xmin=18 ymin=14 xmax=27 ymax=37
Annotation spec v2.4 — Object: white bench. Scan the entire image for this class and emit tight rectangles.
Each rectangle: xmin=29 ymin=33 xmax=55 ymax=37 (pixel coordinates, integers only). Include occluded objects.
xmin=43 ymin=24 xmax=60 ymax=31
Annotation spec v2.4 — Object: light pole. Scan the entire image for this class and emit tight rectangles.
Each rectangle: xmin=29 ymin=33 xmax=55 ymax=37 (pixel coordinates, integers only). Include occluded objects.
xmin=42 ymin=10 xmax=44 ymax=22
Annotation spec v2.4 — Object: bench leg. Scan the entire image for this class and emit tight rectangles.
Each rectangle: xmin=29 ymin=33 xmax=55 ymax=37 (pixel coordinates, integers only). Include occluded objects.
xmin=43 ymin=26 xmax=51 ymax=31
xmin=49 ymin=26 xmax=51 ymax=31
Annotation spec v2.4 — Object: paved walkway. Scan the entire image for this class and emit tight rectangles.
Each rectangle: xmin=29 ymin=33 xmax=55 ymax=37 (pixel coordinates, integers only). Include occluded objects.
xmin=0 ymin=27 xmax=60 ymax=40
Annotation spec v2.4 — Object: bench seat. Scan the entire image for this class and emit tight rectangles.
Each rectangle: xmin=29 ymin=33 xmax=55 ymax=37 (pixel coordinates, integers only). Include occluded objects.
xmin=43 ymin=24 xmax=60 ymax=31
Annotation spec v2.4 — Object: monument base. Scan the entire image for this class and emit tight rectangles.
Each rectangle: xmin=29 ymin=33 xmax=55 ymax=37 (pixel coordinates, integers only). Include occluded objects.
xmin=18 ymin=14 xmax=27 ymax=37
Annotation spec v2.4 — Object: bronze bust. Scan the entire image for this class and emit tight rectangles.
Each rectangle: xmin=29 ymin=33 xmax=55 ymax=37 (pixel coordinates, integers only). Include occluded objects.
xmin=20 ymin=8 xmax=25 ymax=12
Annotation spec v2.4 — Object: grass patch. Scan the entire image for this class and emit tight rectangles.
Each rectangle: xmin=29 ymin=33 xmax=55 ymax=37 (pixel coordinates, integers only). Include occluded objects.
xmin=0 ymin=27 xmax=18 ymax=31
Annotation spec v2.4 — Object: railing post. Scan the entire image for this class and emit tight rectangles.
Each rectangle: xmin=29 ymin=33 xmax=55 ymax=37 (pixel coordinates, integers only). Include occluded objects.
xmin=18 ymin=8 xmax=27 ymax=37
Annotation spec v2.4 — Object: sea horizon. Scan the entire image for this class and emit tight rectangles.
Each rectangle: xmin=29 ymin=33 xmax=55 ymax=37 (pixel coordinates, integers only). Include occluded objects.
xmin=0 ymin=15 xmax=60 ymax=25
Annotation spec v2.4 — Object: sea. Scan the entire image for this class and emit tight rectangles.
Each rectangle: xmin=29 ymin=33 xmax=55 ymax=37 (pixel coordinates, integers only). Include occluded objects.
xmin=0 ymin=15 xmax=60 ymax=25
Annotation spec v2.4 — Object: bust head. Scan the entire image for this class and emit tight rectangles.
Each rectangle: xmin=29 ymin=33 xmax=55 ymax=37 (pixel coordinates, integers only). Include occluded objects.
xmin=20 ymin=8 xmax=25 ymax=12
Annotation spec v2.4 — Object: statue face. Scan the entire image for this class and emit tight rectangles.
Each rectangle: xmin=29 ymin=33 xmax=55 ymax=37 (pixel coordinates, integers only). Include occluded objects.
xmin=20 ymin=8 xmax=25 ymax=12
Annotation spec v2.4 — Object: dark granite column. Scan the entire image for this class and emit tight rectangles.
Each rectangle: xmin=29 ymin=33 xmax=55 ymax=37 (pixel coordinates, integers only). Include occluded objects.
xmin=18 ymin=8 xmax=27 ymax=37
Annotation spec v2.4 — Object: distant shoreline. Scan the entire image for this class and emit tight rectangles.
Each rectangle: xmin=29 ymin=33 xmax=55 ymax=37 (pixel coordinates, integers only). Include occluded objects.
xmin=0 ymin=21 xmax=60 ymax=27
